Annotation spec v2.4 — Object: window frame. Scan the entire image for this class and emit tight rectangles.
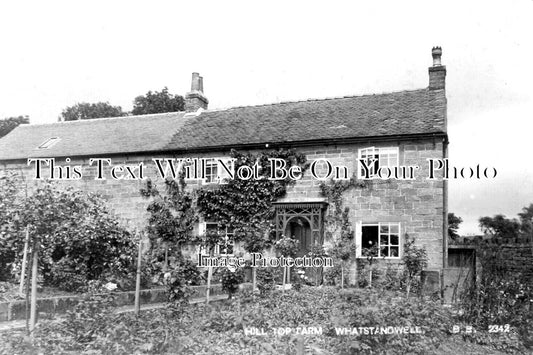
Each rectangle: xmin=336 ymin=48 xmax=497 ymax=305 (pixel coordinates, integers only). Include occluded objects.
xmin=355 ymin=221 xmax=401 ymax=259
xmin=357 ymin=146 xmax=399 ymax=179
xmin=201 ymin=158 xmax=234 ymax=185
xmin=198 ymin=221 xmax=235 ymax=256
xmin=37 ymin=137 xmax=60 ymax=149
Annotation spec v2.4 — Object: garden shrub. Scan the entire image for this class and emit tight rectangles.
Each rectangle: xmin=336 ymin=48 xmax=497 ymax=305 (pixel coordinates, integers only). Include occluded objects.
xmin=220 ymin=267 xmax=245 ymax=298
xmin=256 ymin=267 xmax=276 ymax=294
xmin=165 ymin=257 xmax=201 ymax=304
xmin=49 ymin=258 xmax=90 ymax=292
xmin=0 ymin=180 xmax=137 ymax=290
xmin=323 ymin=264 xmax=343 ymax=286
xmin=0 ymin=172 xmax=25 ymax=281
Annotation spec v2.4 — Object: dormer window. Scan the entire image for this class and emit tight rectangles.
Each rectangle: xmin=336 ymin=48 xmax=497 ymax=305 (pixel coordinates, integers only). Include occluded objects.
xmin=38 ymin=137 xmax=60 ymax=149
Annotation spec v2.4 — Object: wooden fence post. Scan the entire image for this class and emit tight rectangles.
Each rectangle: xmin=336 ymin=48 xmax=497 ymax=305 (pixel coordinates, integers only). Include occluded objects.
xmin=134 ymin=237 xmax=142 ymax=315
xmin=19 ymin=228 xmax=29 ymax=294
xmin=29 ymin=241 xmax=38 ymax=333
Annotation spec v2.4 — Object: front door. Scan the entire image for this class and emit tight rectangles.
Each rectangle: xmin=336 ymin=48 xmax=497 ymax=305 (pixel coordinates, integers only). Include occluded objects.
xmin=285 ymin=217 xmax=312 ymax=256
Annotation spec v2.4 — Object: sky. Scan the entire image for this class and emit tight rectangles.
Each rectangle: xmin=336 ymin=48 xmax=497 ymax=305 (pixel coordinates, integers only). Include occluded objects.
xmin=0 ymin=0 xmax=531 ymax=234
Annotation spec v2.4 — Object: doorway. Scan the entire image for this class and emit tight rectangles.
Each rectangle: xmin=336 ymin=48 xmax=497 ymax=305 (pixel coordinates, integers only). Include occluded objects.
xmin=284 ymin=217 xmax=312 ymax=256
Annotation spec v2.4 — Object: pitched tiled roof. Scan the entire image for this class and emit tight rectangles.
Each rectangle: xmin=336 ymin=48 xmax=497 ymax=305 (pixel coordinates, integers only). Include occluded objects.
xmin=0 ymin=88 xmax=446 ymax=161
xmin=167 ymin=88 xmax=445 ymax=150
xmin=0 ymin=112 xmax=188 ymax=160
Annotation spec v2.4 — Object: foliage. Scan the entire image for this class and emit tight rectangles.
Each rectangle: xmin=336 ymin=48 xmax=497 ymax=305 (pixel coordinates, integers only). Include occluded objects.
xmin=196 ymin=149 xmax=308 ymax=247
xmin=274 ymin=235 xmax=299 ymax=257
xmin=402 ymin=236 xmax=428 ymax=297
xmin=4 ymin=286 xmax=527 ymax=354
xmin=141 ymin=177 xmax=197 ymax=248
xmin=459 ymin=242 xmax=533 ymax=348
xmin=320 ymin=178 xmax=361 ymax=287
xmin=220 ymin=267 xmax=245 ymax=297
xmin=0 ymin=172 xmax=24 ymax=280
xmin=373 ymin=261 xmax=405 ymax=292
xmin=0 ymin=115 xmax=29 ymax=138
xmin=448 ymin=212 xmax=463 ymax=240
xmin=323 ymin=264 xmax=343 ymax=286
xmin=132 ymin=87 xmax=185 ymax=115
xmin=518 ymin=203 xmax=533 ymax=236
xmin=256 ymin=267 xmax=276 ymax=294
xmin=164 ymin=257 xmax=200 ymax=304
xmin=60 ymin=102 xmax=125 ymax=121
xmin=479 ymin=214 xmax=521 ymax=238
xmin=140 ymin=176 xmax=197 ymax=277
xmin=0 ymin=178 xmax=136 ymax=290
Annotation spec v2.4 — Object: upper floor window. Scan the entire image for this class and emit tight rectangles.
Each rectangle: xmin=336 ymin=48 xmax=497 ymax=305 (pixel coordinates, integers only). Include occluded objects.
xmin=202 ymin=158 xmax=234 ymax=185
xmin=358 ymin=147 xmax=399 ymax=179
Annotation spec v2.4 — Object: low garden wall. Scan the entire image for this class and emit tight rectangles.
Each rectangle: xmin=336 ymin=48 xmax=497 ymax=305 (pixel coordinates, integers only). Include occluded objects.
xmin=0 ymin=284 xmax=231 ymax=322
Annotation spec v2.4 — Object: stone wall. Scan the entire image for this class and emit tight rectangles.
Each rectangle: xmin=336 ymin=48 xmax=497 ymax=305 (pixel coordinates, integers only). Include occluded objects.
xmin=477 ymin=237 xmax=533 ymax=282
xmin=1 ymin=137 xmax=445 ymax=270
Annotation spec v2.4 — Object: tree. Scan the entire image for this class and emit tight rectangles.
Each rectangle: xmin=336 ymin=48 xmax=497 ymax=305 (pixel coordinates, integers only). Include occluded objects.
xmin=518 ymin=204 xmax=533 ymax=236
xmin=132 ymin=87 xmax=185 ymax=115
xmin=60 ymin=102 xmax=125 ymax=121
xmin=479 ymin=214 xmax=521 ymax=238
xmin=0 ymin=115 xmax=29 ymax=138
xmin=0 ymin=177 xmax=136 ymax=290
xmin=140 ymin=177 xmax=197 ymax=272
xmin=448 ymin=212 xmax=463 ymax=240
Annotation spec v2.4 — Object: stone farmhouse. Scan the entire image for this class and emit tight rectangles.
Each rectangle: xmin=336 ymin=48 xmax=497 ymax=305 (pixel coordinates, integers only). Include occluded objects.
xmin=0 ymin=47 xmax=448 ymax=280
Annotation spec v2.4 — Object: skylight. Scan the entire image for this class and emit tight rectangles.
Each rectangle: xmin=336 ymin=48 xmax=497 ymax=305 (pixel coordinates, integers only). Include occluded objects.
xmin=38 ymin=137 xmax=60 ymax=149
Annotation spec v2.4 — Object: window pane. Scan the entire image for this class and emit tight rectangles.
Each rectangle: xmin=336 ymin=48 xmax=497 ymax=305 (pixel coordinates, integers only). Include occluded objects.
xmin=390 ymin=234 xmax=399 ymax=246
xmin=390 ymin=224 xmax=399 ymax=234
xmin=380 ymin=246 xmax=389 ymax=257
xmin=390 ymin=247 xmax=399 ymax=257
xmin=379 ymin=224 xmax=389 ymax=234
xmin=362 ymin=225 xmax=378 ymax=256
xmin=206 ymin=224 xmax=218 ymax=233
xmin=380 ymin=235 xmax=388 ymax=246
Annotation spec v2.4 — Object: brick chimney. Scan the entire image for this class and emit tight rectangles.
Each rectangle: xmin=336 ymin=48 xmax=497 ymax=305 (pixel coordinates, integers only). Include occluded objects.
xmin=429 ymin=47 xmax=446 ymax=90
xmin=185 ymin=72 xmax=209 ymax=112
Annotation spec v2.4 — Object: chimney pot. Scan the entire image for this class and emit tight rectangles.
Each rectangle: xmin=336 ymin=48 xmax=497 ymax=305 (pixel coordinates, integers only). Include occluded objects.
xmin=429 ymin=47 xmax=446 ymax=90
xmin=191 ymin=72 xmax=201 ymax=91
xmin=185 ymin=72 xmax=209 ymax=112
xmin=432 ymin=46 xmax=442 ymax=66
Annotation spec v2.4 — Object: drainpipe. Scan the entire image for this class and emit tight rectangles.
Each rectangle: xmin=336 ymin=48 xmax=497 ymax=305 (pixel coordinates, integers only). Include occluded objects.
xmin=442 ymin=137 xmax=449 ymax=300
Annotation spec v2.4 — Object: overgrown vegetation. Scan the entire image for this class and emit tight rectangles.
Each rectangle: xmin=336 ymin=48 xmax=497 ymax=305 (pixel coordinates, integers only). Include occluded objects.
xmin=459 ymin=241 xmax=533 ymax=348
xmin=196 ymin=148 xmax=308 ymax=289
xmin=1 ymin=286 xmax=528 ymax=354
xmin=0 ymin=177 xmax=136 ymax=291
xmin=319 ymin=177 xmax=362 ymax=287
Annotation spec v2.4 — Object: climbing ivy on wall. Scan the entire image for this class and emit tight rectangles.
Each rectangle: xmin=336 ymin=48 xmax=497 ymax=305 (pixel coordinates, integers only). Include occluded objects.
xmin=319 ymin=175 xmax=367 ymax=287
xmin=196 ymin=148 xmax=308 ymax=246
xmin=319 ymin=175 xmax=366 ymax=241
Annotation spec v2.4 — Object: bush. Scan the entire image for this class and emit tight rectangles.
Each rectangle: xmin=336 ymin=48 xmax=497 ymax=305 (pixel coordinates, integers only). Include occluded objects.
xmin=0 ymin=180 xmax=137 ymax=290
xmin=256 ymin=267 xmax=276 ymax=294
xmin=165 ymin=257 xmax=201 ymax=303
xmin=49 ymin=258 xmax=90 ymax=292
xmin=220 ymin=267 xmax=244 ymax=297
xmin=324 ymin=264 xmax=343 ymax=286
